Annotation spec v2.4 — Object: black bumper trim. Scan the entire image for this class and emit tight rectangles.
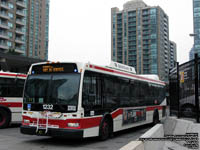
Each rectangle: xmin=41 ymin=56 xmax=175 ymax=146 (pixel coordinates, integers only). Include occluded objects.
xmin=20 ymin=125 xmax=83 ymax=139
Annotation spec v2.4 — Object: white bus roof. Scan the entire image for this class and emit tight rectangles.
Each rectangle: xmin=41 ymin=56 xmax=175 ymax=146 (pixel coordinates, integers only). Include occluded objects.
xmin=29 ymin=61 xmax=165 ymax=85
xmin=138 ymin=75 xmax=160 ymax=81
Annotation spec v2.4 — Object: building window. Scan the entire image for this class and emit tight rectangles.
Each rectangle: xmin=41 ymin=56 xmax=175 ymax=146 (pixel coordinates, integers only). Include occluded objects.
xmin=8 ymin=3 xmax=14 ymax=9
xmin=7 ymin=41 xmax=12 ymax=47
xmin=8 ymin=32 xmax=12 ymax=38
xmin=8 ymin=13 xmax=13 ymax=18
xmin=8 ymin=22 xmax=13 ymax=28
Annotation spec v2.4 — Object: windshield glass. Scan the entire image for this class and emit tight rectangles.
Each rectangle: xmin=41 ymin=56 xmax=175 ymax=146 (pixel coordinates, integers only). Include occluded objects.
xmin=24 ymin=73 xmax=80 ymax=105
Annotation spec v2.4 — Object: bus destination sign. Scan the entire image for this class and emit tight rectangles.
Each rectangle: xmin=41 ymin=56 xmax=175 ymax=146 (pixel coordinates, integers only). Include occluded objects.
xmin=42 ymin=65 xmax=64 ymax=73
xmin=32 ymin=63 xmax=78 ymax=74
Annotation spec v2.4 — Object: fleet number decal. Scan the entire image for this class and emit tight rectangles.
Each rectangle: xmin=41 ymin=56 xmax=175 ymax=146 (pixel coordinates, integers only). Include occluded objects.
xmin=43 ymin=104 xmax=53 ymax=110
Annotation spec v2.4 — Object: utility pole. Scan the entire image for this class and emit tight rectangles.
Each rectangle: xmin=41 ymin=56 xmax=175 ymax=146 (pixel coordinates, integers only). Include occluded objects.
xmin=177 ymin=62 xmax=180 ymax=118
xmin=194 ymin=53 xmax=199 ymax=123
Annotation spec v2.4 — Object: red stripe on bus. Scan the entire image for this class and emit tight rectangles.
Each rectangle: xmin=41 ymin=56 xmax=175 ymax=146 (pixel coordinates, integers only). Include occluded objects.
xmin=0 ymin=102 xmax=22 ymax=108
xmin=22 ymin=116 xmax=102 ymax=129
xmin=0 ymin=73 xmax=26 ymax=78
xmin=111 ymin=109 xmax=123 ymax=119
xmin=17 ymin=74 xmax=27 ymax=78
xmin=146 ymin=106 xmax=163 ymax=111
xmin=90 ymin=65 xmax=165 ymax=85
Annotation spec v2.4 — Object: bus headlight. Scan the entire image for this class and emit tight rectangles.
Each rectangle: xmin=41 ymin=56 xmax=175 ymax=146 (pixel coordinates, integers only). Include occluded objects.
xmin=24 ymin=119 xmax=30 ymax=123
xmin=67 ymin=123 xmax=79 ymax=127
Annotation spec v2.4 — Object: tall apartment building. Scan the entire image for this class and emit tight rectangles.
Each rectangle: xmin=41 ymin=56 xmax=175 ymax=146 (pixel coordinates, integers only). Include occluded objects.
xmin=189 ymin=0 xmax=200 ymax=60
xmin=0 ymin=0 xmax=49 ymax=60
xmin=169 ymin=41 xmax=177 ymax=69
xmin=111 ymin=0 xmax=170 ymax=81
xmin=189 ymin=46 xmax=194 ymax=60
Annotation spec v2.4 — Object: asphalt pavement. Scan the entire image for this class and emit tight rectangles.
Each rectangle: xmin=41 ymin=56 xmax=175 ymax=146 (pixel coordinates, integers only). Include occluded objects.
xmin=0 ymin=124 xmax=151 ymax=150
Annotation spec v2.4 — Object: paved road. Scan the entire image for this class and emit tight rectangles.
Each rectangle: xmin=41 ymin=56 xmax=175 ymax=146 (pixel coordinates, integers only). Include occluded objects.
xmin=0 ymin=124 xmax=152 ymax=150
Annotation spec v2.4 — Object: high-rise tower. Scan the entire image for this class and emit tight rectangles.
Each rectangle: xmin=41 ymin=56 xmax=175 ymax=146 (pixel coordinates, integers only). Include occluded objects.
xmin=0 ymin=0 xmax=49 ymax=60
xmin=111 ymin=0 xmax=170 ymax=81
xmin=190 ymin=0 xmax=200 ymax=60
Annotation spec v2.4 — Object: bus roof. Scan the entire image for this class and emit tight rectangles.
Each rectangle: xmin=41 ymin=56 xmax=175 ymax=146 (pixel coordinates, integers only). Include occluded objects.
xmin=29 ymin=61 xmax=165 ymax=85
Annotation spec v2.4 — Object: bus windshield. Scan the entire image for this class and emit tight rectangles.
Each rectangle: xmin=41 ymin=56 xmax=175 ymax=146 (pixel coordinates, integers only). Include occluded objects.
xmin=24 ymin=73 xmax=80 ymax=106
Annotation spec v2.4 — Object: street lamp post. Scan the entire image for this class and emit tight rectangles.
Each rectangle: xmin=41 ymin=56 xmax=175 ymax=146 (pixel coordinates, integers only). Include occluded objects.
xmin=189 ymin=33 xmax=200 ymax=123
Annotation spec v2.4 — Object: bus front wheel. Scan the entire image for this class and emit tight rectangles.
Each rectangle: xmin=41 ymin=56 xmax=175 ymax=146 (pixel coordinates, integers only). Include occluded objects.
xmin=0 ymin=108 xmax=10 ymax=129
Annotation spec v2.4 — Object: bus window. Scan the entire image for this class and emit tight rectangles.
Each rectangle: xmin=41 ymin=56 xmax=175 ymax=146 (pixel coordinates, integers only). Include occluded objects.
xmin=15 ymin=79 xmax=25 ymax=97
xmin=82 ymin=71 xmax=102 ymax=110
xmin=119 ymin=79 xmax=130 ymax=107
xmin=0 ymin=77 xmax=20 ymax=97
xmin=103 ymin=76 xmax=120 ymax=108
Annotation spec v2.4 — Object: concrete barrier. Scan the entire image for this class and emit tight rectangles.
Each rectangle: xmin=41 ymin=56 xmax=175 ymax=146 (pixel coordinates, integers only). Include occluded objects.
xmin=140 ymin=124 xmax=165 ymax=150
xmin=163 ymin=117 xmax=200 ymax=147
xmin=120 ymin=117 xmax=200 ymax=150
xmin=120 ymin=124 xmax=164 ymax=150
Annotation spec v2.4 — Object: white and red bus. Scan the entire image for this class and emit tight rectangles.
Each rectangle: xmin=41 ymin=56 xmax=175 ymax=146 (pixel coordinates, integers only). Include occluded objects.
xmin=0 ymin=71 xmax=26 ymax=128
xmin=21 ymin=61 xmax=166 ymax=140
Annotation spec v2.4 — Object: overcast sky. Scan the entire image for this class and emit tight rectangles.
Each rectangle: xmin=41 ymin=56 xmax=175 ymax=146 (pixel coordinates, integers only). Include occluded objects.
xmin=48 ymin=0 xmax=193 ymax=65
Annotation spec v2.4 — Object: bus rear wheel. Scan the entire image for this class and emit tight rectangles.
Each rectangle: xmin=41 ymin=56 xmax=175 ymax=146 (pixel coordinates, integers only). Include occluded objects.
xmin=0 ymin=109 xmax=10 ymax=129
xmin=99 ymin=119 xmax=110 ymax=140
xmin=153 ymin=110 xmax=160 ymax=125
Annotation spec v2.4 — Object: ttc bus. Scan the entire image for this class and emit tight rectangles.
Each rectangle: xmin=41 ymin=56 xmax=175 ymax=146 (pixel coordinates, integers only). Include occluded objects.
xmin=0 ymin=71 xmax=26 ymax=128
xmin=21 ymin=62 xmax=166 ymax=140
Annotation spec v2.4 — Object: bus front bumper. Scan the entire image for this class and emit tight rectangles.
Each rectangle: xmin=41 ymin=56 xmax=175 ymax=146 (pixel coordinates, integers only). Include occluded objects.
xmin=20 ymin=125 xmax=83 ymax=139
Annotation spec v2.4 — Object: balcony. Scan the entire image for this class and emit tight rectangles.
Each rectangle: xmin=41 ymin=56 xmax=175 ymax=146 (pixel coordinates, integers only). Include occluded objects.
xmin=0 ymin=21 xmax=9 ymax=29
xmin=128 ymin=28 xmax=136 ymax=32
xmin=0 ymin=31 xmax=9 ymax=39
xmin=15 ymin=37 xmax=25 ymax=44
xmin=0 ymin=41 xmax=9 ymax=50
xmin=16 ymin=10 xmax=26 ymax=17
xmin=16 ymin=18 xmax=26 ymax=26
xmin=142 ymin=16 xmax=150 ymax=21
xmin=143 ymin=51 xmax=149 ymax=55
xmin=128 ymin=18 xmax=136 ymax=22
xmin=16 ymin=28 xmax=25 ymax=35
xmin=128 ymin=37 xmax=136 ymax=41
xmin=0 ymin=1 xmax=9 ymax=9
xmin=16 ymin=0 xmax=26 ymax=8
xmin=15 ymin=46 xmax=25 ymax=54
xmin=128 ymin=23 xmax=136 ymax=27
xmin=143 ymin=36 xmax=150 ymax=40
xmin=128 ymin=42 xmax=136 ymax=47
xmin=143 ymin=31 xmax=150 ymax=35
xmin=143 ymin=21 xmax=150 ymax=25
xmin=0 ymin=12 xmax=9 ymax=19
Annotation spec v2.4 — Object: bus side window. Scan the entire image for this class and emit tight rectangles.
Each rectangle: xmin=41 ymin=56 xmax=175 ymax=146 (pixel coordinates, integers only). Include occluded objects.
xmin=15 ymin=79 xmax=25 ymax=97
xmin=130 ymin=80 xmax=142 ymax=107
xmin=82 ymin=71 xmax=102 ymax=109
xmin=0 ymin=78 xmax=16 ymax=97
xmin=103 ymin=76 xmax=120 ymax=108
xmin=120 ymin=79 xmax=130 ymax=107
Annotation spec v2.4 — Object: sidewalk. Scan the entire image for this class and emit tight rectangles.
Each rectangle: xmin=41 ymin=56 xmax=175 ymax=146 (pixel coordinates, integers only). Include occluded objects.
xmin=120 ymin=117 xmax=200 ymax=150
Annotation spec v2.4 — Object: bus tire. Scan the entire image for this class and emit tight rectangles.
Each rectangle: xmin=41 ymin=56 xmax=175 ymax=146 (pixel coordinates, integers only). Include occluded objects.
xmin=0 ymin=108 xmax=10 ymax=129
xmin=99 ymin=118 xmax=110 ymax=140
xmin=153 ymin=109 xmax=160 ymax=125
